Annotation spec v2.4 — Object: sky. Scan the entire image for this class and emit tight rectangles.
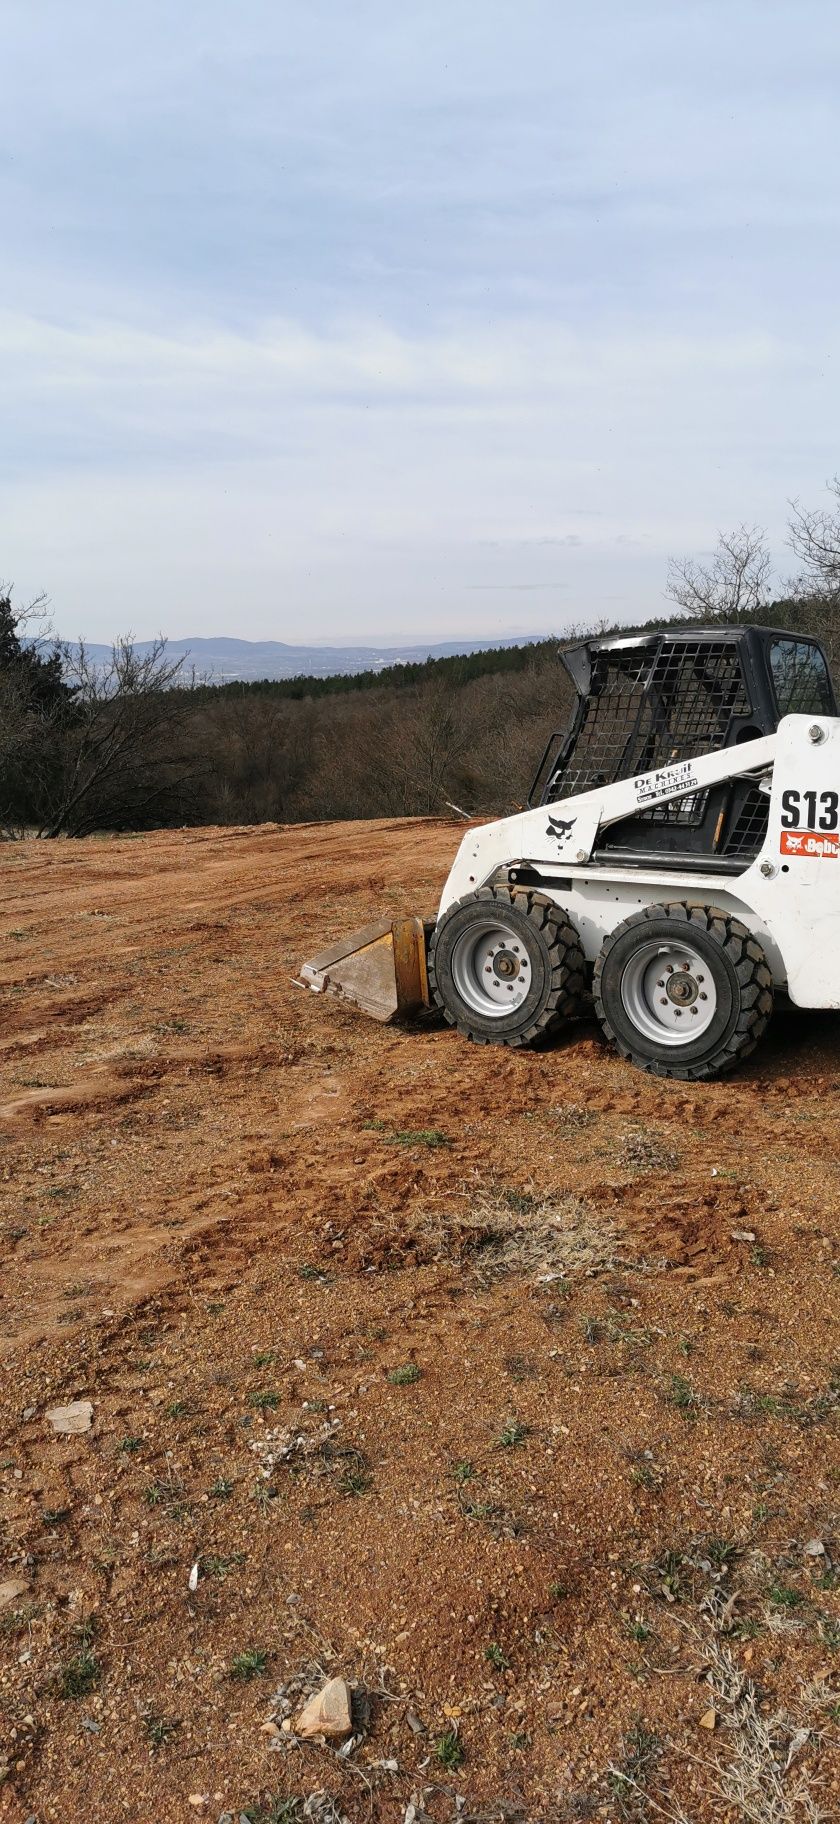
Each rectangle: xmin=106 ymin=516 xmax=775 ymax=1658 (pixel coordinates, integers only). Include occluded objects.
xmin=2 ymin=1 xmax=840 ymax=647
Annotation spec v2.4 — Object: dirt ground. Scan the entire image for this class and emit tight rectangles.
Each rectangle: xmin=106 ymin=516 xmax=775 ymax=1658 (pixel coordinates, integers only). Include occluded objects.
xmin=0 ymin=817 xmax=838 ymax=1824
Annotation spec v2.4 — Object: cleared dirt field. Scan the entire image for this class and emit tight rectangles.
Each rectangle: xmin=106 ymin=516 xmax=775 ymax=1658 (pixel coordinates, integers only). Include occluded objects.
xmin=0 ymin=818 xmax=839 ymax=1824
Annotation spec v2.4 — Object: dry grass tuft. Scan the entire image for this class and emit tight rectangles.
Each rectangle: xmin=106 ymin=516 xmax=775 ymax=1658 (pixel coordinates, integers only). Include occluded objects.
xmin=450 ymin=1184 xmax=619 ymax=1286
xmin=693 ymin=1629 xmax=828 ymax=1823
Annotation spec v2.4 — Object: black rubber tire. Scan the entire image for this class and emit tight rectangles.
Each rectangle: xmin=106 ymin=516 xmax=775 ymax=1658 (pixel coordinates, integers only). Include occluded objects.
xmin=593 ymin=902 xmax=773 ymax=1081
xmin=428 ymin=886 xmax=586 ymax=1048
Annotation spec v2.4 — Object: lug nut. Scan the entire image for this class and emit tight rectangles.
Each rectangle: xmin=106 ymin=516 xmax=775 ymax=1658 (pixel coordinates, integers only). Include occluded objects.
xmin=699 ymin=992 xmax=707 ymax=1001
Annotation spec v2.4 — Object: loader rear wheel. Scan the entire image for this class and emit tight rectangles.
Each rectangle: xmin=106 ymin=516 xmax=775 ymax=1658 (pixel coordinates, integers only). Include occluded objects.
xmin=428 ymin=887 xmax=586 ymax=1048
xmin=593 ymin=903 xmax=773 ymax=1081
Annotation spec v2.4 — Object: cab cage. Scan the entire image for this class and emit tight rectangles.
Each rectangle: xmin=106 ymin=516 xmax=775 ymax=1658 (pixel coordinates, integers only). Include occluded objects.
xmin=529 ymin=625 xmax=836 ymax=867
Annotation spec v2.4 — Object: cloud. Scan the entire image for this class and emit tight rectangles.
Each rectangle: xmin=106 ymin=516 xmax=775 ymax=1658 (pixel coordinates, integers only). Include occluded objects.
xmin=2 ymin=3 xmax=839 ymax=641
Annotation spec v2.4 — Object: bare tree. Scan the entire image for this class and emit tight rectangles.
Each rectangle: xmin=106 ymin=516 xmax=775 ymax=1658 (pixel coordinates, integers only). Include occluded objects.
xmin=666 ymin=525 xmax=772 ymax=621
xmin=787 ymin=477 xmax=840 ymax=605
xmin=28 ymin=636 xmax=195 ymax=837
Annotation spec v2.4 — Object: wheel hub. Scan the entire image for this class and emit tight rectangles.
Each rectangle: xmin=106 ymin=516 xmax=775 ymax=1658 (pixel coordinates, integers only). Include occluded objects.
xmin=450 ymin=919 xmax=532 ymax=1017
xmin=665 ymin=971 xmax=699 ymax=1007
xmin=619 ymin=940 xmax=717 ymax=1046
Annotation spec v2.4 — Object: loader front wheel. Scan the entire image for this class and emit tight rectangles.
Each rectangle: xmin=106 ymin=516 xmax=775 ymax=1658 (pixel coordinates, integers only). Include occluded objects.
xmin=428 ymin=887 xmax=586 ymax=1048
xmin=593 ymin=903 xmax=773 ymax=1081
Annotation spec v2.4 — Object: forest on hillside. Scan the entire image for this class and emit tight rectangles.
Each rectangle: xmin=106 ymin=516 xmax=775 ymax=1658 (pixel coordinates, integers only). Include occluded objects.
xmin=1 ymin=503 xmax=839 ymax=838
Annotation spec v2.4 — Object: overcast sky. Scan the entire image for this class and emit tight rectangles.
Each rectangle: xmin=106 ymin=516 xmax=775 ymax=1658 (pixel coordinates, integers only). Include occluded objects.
xmin=2 ymin=2 xmax=839 ymax=646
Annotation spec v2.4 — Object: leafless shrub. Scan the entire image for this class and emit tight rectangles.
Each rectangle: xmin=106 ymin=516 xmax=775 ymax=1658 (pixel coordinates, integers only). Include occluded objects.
xmin=666 ymin=526 xmax=772 ymax=621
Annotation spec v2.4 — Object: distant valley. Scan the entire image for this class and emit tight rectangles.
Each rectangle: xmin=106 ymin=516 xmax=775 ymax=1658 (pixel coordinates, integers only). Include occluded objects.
xmin=67 ymin=633 xmax=543 ymax=683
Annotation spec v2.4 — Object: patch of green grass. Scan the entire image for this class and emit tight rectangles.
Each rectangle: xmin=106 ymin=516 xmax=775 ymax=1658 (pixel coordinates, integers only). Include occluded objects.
xmin=630 ymin=1460 xmax=662 ymax=1491
xmin=240 ymin=1798 xmax=303 ymax=1824
xmin=608 ymin=1717 xmax=660 ymax=1813
xmin=142 ymin=1710 xmax=180 ymax=1747
xmin=41 ymin=1506 xmax=70 ymax=1527
xmin=386 ymin=1127 xmax=451 ymax=1148
xmin=248 ymin=1389 xmax=280 ymax=1411
xmin=497 ymin=1417 xmax=529 ymax=1448
xmin=202 ymin=1554 xmax=245 ymax=1581
xmin=118 ymin=1435 xmax=143 ymax=1454
xmin=253 ymin=1351 xmax=276 ymax=1367
xmin=166 ymin=1400 xmax=188 ymax=1419
xmin=388 ymin=1363 xmax=421 ymax=1385
xmin=434 ymin=1728 xmax=464 ymax=1770
xmin=297 ymin=1264 xmax=330 ymax=1282
xmin=549 ymin=1580 xmax=570 ymax=1602
xmin=625 ymin=1620 xmax=653 ymax=1643
xmin=645 ymin=1547 xmax=687 ymax=1604
xmin=230 ymin=1647 xmax=269 ymax=1682
xmin=59 ymin=1649 xmax=100 ymax=1699
xmin=819 ymin=1619 xmax=840 ymax=1651
xmin=769 ymin=1583 xmax=802 ymax=1609
xmin=210 ymin=1476 xmax=234 ymax=1499
xmin=484 ymin=1642 xmax=510 ymax=1670
xmin=451 ymin=1459 xmax=475 ymax=1484
xmin=666 ymin=1372 xmax=700 ymax=1417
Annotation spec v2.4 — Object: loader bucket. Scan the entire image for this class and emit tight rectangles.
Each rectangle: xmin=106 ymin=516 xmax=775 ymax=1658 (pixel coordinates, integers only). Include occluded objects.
xmin=299 ymin=915 xmax=430 ymax=1023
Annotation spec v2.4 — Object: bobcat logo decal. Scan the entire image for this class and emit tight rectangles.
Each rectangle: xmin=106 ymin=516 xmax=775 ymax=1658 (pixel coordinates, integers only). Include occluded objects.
xmin=545 ymin=814 xmax=577 ymax=845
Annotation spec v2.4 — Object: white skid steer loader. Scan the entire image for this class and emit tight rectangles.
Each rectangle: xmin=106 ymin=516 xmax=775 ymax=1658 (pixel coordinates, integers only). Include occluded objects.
xmin=300 ymin=625 xmax=840 ymax=1080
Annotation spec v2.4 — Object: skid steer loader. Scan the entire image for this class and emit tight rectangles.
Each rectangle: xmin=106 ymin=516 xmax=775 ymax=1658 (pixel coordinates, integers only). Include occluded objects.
xmin=300 ymin=624 xmax=840 ymax=1080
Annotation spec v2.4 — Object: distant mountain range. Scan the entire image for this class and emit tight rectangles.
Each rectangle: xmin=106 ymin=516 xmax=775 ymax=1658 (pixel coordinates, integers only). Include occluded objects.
xmin=67 ymin=633 xmax=544 ymax=683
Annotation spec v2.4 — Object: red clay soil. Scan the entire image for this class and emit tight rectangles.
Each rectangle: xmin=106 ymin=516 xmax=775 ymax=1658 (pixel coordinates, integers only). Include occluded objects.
xmin=0 ymin=818 xmax=838 ymax=1824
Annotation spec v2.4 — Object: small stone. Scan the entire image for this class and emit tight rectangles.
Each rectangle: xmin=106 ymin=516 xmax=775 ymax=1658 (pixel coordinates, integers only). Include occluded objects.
xmin=46 ymin=1400 xmax=93 ymax=1435
xmin=187 ymin=1797 xmax=208 ymax=1809
xmin=260 ymin=1720 xmax=282 ymax=1738
xmin=295 ymin=1675 xmax=353 ymax=1740
xmin=804 ymin=1538 xmax=825 ymax=1557
xmin=699 ymin=1708 xmax=717 ymax=1731
xmin=188 ymin=1561 xmax=200 ymax=1592
xmin=0 ymin=1579 xmax=30 ymax=1609
xmin=730 ymin=1229 xmax=756 ymax=1243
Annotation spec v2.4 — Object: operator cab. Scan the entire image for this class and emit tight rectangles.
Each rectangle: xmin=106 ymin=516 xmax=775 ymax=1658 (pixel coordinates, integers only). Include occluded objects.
xmin=530 ymin=625 xmax=836 ymax=871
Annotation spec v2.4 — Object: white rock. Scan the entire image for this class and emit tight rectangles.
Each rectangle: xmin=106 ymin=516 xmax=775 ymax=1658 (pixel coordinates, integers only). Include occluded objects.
xmin=0 ymin=1578 xmax=30 ymax=1609
xmin=295 ymin=1675 xmax=353 ymax=1740
xmin=804 ymin=1538 xmax=825 ymax=1557
xmin=46 ymin=1400 xmax=93 ymax=1435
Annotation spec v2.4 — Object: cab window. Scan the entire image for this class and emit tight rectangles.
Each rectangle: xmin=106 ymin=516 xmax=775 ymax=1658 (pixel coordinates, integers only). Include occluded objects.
xmin=770 ymin=639 xmax=833 ymax=717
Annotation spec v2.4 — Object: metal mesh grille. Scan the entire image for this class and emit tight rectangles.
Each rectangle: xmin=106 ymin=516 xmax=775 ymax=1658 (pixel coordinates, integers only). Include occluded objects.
xmin=645 ymin=790 xmax=708 ymax=829
xmin=723 ymin=785 xmax=770 ymax=859
xmin=554 ymin=639 xmax=753 ymax=801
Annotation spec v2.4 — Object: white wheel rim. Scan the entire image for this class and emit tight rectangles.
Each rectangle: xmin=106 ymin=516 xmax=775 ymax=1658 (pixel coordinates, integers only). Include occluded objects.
xmin=450 ymin=918 xmax=533 ymax=1018
xmin=619 ymin=939 xmax=718 ymax=1046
